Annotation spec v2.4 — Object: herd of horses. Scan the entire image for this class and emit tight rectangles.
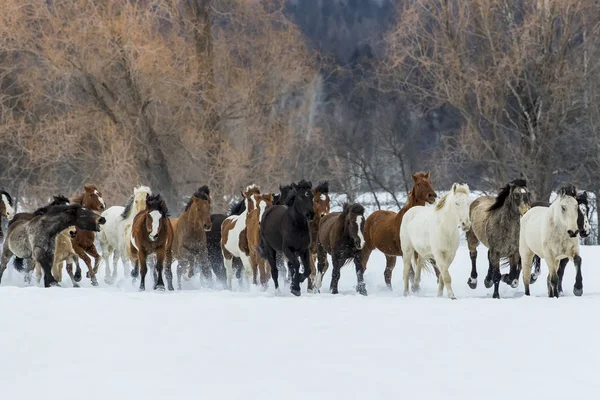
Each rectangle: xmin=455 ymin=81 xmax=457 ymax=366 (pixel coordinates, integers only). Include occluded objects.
xmin=0 ymin=172 xmax=591 ymax=299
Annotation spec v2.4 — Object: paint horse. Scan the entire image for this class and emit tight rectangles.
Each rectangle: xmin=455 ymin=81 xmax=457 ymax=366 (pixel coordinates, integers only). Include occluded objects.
xmin=466 ymin=179 xmax=531 ymax=298
xmin=221 ymin=185 xmax=262 ymax=289
xmin=315 ymin=203 xmax=366 ymax=295
xmin=401 ymin=184 xmax=471 ymax=299
xmin=361 ymin=172 xmax=437 ymax=289
xmin=172 ymin=186 xmax=212 ymax=290
xmin=258 ymin=180 xmax=315 ymax=296
xmin=530 ymin=191 xmax=591 ymax=296
xmin=246 ymin=192 xmax=275 ymax=289
xmin=69 ymin=184 xmax=106 ymax=286
xmin=130 ymin=194 xmax=174 ymax=291
xmin=0 ymin=204 xmax=105 ymax=287
xmin=99 ymin=185 xmax=152 ymax=284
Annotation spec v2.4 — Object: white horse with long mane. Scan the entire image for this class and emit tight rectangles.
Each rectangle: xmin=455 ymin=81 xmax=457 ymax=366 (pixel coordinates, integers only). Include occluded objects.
xmin=519 ymin=185 xmax=581 ymax=298
xmin=400 ymin=183 xmax=471 ymax=299
xmin=98 ymin=185 xmax=152 ymax=284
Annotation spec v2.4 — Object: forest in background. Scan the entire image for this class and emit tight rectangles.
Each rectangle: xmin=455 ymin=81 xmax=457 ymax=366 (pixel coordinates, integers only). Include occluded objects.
xmin=1 ymin=0 xmax=600 ymax=223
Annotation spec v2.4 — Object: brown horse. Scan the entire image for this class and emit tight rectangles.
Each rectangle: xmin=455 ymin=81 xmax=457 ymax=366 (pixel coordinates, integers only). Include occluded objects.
xmin=69 ymin=184 xmax=106 ymax=285
xmin=307 ymin=181 xmax=330 ymax=292
xmin=130 ymin=194 xmax=174 ymax=291
xmin=247 ymin=192 xmax=275 ymax=289
xmin=172 ymin=186 xmax=212 ymax=290
xmin=361 ymin=172 xmax=437 ymax=289
xmin=0 ymin=190 xmax=14 ymax=240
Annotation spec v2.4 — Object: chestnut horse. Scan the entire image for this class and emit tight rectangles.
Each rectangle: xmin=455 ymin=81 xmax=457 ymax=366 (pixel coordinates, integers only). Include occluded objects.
xmin=130 ymin=194 xmax=174 ymax=291
xmin=361 ymin=172 xmax=437 ymax=289
xmin=246 ymin=192 xmax=274 ymax=289
xmin=172 ymin=186 xmax=212 ymax=290
xmin=69 ymin=184 xmax=106 ymax=285
xmin=307 ymin=181 xmax=330 ymax=292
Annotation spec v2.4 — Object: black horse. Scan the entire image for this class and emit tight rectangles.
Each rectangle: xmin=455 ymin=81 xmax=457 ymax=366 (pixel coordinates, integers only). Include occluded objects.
xmin=316 ymin=203 xmax=367 ymax=295
xmin=258 ymin=180 xmax=315 ymax=296
xmin=529 ymin=191 xmax=591 ymax=296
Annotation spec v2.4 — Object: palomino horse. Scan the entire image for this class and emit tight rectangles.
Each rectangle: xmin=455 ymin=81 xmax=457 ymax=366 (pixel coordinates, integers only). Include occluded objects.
xmin=361 ymin=172 xmax=437 ymax=289
xmin=99 ymin=185 xmax=152 ymax=284
xmin=530 ymin=191 xmax=591 ymax=296
xmin=69 ymin=184 xmax=106 ymax=285
xmin=466 ymin=179 xmax=531 ymax=298
xmin=130 ymin=194 xmax=174 ymax=291
xmin=246 ymin=192 xmax=274 ymax=289
xmin=258 ymin=180 xmax=315 ymax=296
xmin=520 ymin=185 xmax=581 ymax=298
xmin=0 ymin=204 xmax=105 ymax=287
xmin=172 ymin=186 xmax=212 ymax=289
xmin=307 ymin=181 xmax=330 ymax=292
xmin=401 ymin=184 xmax=471 ymax=299
xmin=315 ymin=203 xmax=366 ymax=295
xmin=0 ymin=190 xmax=14 ymax=239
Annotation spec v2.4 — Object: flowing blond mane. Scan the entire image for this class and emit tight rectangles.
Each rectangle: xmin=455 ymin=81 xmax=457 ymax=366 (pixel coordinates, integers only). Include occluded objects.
xmin=435 ymin=184 xmax=469 ymax=211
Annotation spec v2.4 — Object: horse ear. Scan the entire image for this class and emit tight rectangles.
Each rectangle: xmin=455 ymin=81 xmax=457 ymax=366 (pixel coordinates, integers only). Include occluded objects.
xmin=452 ymin=183 xmax=458 ymax=193
xmin=411 ymin=173 xmax=418 ymax=182
xmin=240 ymin=191 xmax=245 ymax=198
xmin=84 ymin=184 xmax=93 ymax=191
xmin=292 ymin=182 xmax=298 ymax=190
xmin=425 ymin=171 xmax=430 ymax=179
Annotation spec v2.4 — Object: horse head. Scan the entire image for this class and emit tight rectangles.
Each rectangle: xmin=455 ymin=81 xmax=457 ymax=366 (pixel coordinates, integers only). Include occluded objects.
xmin=292 ymin=180 xmax=315 ymax=221
xmin=343 ymin=203 xmax=366 ymax=250
xmin=312 ymin=181 xmax=330 ymax=219
xmin=275 ymin=183 xmax=295 ymax=206
xmin=554 ymin=185 xmax=579 ymax=238
xmin=82 ymin=184 xmax=106 ymax=212
xmin=145 ymin=194 xmax=169 ymax=241
xmin=411 ymin=171 xmax=437 ymax=205
xmin=242 ymin=184 xmax=262 ymax=213
xmin=133 ymin=185 xmax=152 ymax=214
xmin=67 ymin=205 xmax=106 ymax=232
xmin=576 ymin=191 xmax=591 ymax=238
xmin=0 ymin=190 xmax=15 ymax=220
xmin=489 ymin=179 xmax=531 ymax=216
xmin=449 ymin=183 xmax=471 ymax=232
xmin=185 ymin=185 xmax=212 ymax=231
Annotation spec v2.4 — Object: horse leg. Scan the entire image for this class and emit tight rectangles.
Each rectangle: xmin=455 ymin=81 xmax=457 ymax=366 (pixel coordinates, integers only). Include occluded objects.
xmin=490 ymin=251 xmax=502 ymax=299
xmin=240 ymin=254 xmax=253 ymax=290
xmin=353 ymin=252 xmax=367 ymax=296
xmin=200 ymin=251 xmax=213 ymax=289
xmin=257 ymin=256 xmax=270 ymax=291
xmin=285 ymin=248 xmax=301 ymax=296
xmin=557 ymin=258 xmax=568 ymax=296
xmin=466 ymin=228 xmax=479 ymax=289
xmin=573 ymin=254 xmax=583 ymax=297
xmin=33 ymin=248 xmax=58 ymax=288
xmin=300 ymin=249 xmax=311 ymax=284
xmin=263 ymin=245 xmax=279 ymax=294
xmin=329 ymin=256 xmax=342 ymax=295
xmin=275 ymin=253 xmax=289 ymax=285
xmin=66 ymin=257 xmax=80 ymax=288
xmin=484 ymin=249 xmax=495 ymax=289
xmin=138 ymin=253 xmax=148 ymax=291
xmin=74 ymin=246 xmax=97 ymax=286
xmin=402 ymin=248 xmax=414 ymax=297
xmin=437 ymin=258 xmax=456 ymax=300
xmin=315 ymin=242 xmax=329 ymax=292
xmin=0 ymin=243 xmax=13 ymax=284
xmin=502 ymin=252 xmax=520 ymax=289
xmin=86 ymin=244 xmax=102 ymax=285
xmin=383 ymin=255 xmax=397 ymax=290
xmin=545 ymin=258 xmax=560 ymax=298
xmin=307 ymin=251 xmax=317 ymax=293
xmin=176 ymin=260 xmax=189 ymax=291
xmin=530 ymin=255 xmax=541 ymax=284
xmin=250 ymin=252 xmax=259 ymax=286
xmin=154 ymin=251 xmax=165 ymax=291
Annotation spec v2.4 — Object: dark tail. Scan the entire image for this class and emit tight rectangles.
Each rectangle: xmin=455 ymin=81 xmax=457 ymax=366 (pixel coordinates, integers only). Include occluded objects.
xmin=14 ymin=257 xmax=25 ymax=272
xmin=257 ymin=233 xmax=269 ymax=260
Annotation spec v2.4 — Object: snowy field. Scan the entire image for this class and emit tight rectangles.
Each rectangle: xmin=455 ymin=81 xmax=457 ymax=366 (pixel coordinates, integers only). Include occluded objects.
xmin=1 ymin=242 xmax=600 ymax=399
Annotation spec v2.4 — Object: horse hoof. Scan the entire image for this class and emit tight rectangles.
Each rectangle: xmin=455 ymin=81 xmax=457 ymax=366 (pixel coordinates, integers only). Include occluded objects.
xmin=357 ymin=284 xmax=367 ymax=296
xmin=291 ymin=288 xmax=301 ymax=297
xmin=530 ymin=274 xmax=539 ymax=284
xmin=510 ymin=279 xmax=519 ymax=289
xmin=49 ymin=282 xmax=61 ymax=287
xmin=91 ymin=280 xmax=99 ymax=287
xmin=573 ymin=287 xmax=583 ymax=296
xmin=385 ymin=284 xmax=393 ymax=291
xmin=484 ymin=279 xmax=493 ymax=289
xmin=155 ymin=285 xmax=165 ymax=292
xmin=73 ymin=273 xmax=82 ymax=283
xmin=411 ymin=284 xmax=420 ymax=293
xmin=467 ymin=277 xmax=477 ymax=289
xmin=73 ymin=283 xmax=80 ymax=288
xmin=492 ymin=292 xmax=500 ymax=299
xmin=86 ymin=272 xmax=91 ymax=279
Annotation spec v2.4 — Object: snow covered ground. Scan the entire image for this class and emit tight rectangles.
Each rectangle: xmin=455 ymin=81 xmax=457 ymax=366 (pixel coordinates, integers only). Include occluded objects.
xmin=1 ymin=242 xmax=599 ymax=400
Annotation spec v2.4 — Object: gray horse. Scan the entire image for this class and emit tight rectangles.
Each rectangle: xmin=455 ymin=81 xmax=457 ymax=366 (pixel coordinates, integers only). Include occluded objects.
xmin=466 ymin=179 xmax=532 ymax=298
xmin=0 ymin=204 xmax=105 ymax=287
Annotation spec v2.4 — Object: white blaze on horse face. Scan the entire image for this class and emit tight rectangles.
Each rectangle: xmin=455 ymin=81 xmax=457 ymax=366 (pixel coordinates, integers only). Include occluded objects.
xmin=356 ymin=216 xmax=365 ymax=249
xmin=258 ymin=200 xmax=268 ymax=222
xmin=320 ymin=194 xmax=326 ymax=201
xmin=149 ymin=210 xmax=161 ymax=240
xmin=1 ymin=194 xmax=14 ymax=219
xmin=94 ymin=190 xmax=106 ymax=208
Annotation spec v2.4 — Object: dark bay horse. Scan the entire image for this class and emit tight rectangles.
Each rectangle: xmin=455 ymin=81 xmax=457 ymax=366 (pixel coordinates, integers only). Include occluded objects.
xmin=529 ymin=191 xmax=590 ymax=296
xmin=308 ymin=181 xmax=330 ymax=292
xmin=0 ymin=204 xmax=105 ymax=287
xmin=258 ymin=180 xmax=315 ymax=296
xmin=130 ymin=194 xmax=174 ymax=291
xmin=69 ymin=184 xmax=106 ymax=285
xmin=316 ymin=203 xmax=367 ymax=295
xmin=466 ymin=179 xmax=531 ymax=298
xmin=361 ymin=172 xmax=437 ymax=289
xmin=172 ymin=186 xmax=212 ymax=289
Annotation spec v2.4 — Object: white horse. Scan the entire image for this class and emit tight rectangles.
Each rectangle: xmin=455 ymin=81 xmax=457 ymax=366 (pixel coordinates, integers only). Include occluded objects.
xmin=400 ymin=183 xmax=471 ymax=299
xmin=98 ymin=185 xmax=152 ymax=284
xmin=519 ymin=185 xmax=580 ymax=298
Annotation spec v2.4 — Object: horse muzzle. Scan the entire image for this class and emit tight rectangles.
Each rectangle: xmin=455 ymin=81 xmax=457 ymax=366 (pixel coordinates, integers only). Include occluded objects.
xmin=568 ymin=230 xmax=579 ymax=238
xmin=204 ymin=223 xmax=212 ymax=232
xmin=99 ymin=217 xmax=106 ymax=225
xmin=69 ymin=230 xmax=77 ymax=238
xmin=306 ymin=211 xmax=315 ymax=221
xmin=520 ymin=204 xmax=531 ymax=216
xmin=461 ymin=222 xmax=472 ymax=232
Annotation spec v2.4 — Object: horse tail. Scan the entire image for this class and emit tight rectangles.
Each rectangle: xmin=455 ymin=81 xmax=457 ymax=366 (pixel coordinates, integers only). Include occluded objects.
xmin=257 ymin=233 xmax=269 ymax=260
xmin=13 ymin=257 xmax=25 ymax=272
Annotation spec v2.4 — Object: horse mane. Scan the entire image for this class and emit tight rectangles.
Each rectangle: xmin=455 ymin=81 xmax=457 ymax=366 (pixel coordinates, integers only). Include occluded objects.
xmin=229 ymin=199 xmax=246 ymax=216
xmin=435 ymin=193 xmax=449 ymax=211
xmin=0 ymin=190 xmax=13 ymax=206
xmin=314 ymin=181 xmax=329 ymax=194
xmin=558 ymin=184 xmax=577 ymax=198
xmin=245 ymin=184 xmax=261 ymax=196
xmin=341 ymin=202 xmax=365 ymax=217
xmin=40 ymin=204 xmax=81 ymax=216
xmin=295 ymin=179 xmax=312 ymax=190
xmin=32 ymin=195 xmax=71 ymax=216
xmin=184 ymin=185 xmax=210 ymax=212
xmin=120 ymin=195 xmax=135 ymax=219
xmin=70 ymin=193 xmax=84 ymax=205
xmin=146 ymin=194 xmax=169 ymax=218
xmin=488 ymin=179 xmax=527 ymax=212
xmin=576 ymin=192 xmax=589 ymax=207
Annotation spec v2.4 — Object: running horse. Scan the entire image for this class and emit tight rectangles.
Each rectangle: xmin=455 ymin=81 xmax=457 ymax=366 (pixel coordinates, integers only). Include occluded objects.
xmin=307 ymin=181 xmax=330 ymax=292
xmin=361 ymin=172 xmax=438 ymax=289
xmin=69 ymin=184 xmax=106 ymax=286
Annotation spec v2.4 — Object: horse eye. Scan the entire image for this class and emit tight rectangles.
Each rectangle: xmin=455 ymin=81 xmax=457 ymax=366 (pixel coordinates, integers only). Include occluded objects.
xmin=561 ymin=206 xmax=566 ymax=212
